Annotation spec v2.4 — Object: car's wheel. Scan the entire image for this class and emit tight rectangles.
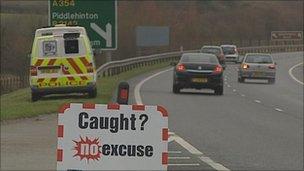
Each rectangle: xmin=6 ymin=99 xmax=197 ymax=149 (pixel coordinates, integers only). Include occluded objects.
xmin=214 ymin=86 xmax=223 ymax=95
xmin=88 ymin=87 xmax=97 ymax=98
xmin=269 ymin=78 xmax=276 ymax=84
xmin=31 ymin=92 xmax=40 ymax=102
xmin=173 ymin=84 xmax=180 ymax=94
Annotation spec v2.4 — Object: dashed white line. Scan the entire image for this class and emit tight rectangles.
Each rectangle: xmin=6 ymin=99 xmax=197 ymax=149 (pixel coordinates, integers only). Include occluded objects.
xmin=169 ymin=156 xmax=191 ymax=160
xmin=134 ymin=68 xmax=231 ymax=171
xmin=227 ymin=85 xmax=231 ymax=88
xmin=254 ymin=100 xmax=261 ymax=103
xmin=233 ymin=89 xmax=236 ymax=92
xmin=275 ymin=108 xmax=283 ymax=112
xmin=240 ymin=94 xmax=245 ymax=97
xmin=168 ymin=151 xmax=182 ymax=154
xmin=168 ymin=163 xmax=200 ymax=166
xmin=288 ymin=62 xmax=303 ymax=85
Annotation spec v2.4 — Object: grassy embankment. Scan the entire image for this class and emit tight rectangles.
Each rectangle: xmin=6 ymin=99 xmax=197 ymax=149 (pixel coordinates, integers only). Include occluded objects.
xmin=0 ymin=62 xmax=171 ymax=120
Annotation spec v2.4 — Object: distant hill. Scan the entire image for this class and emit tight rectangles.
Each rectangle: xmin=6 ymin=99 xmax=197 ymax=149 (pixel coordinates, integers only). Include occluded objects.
xmin=1 ymin=0 xmax=303 ymax=78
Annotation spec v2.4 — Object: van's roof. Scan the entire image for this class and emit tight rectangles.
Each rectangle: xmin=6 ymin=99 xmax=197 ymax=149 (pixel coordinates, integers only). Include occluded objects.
xmin=35 ymin=26 xmax=87 ymax=38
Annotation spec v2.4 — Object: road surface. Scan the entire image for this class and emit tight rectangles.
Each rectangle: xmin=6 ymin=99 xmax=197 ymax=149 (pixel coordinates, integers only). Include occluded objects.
xmin=1 ymin=52 xmax=303 ymax=170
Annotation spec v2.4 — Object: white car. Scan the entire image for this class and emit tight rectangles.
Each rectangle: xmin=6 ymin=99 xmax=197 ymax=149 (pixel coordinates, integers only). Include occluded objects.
xmin=238 ymin=53 xmax=276 ymax=84
xmin=220 ymin=45 xmax=239 ymax=63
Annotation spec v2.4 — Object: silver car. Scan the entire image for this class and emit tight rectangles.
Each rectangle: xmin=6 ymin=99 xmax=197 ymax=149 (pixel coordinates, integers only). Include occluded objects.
xmin=238 ymin=53 xmax=276 ymax=84
xmin=220 ymin=45 xmax=239 ymax=63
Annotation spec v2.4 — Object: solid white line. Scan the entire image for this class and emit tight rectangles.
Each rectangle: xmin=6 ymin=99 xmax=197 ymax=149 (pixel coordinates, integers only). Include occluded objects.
xmin=288 ymin=62 xmax=303 ymax=85
xmin=134 ymin=68 xmax=173 ymax=104
xmin=173 ymin=134 xmax=203 ymax=155
xmin=168 ymin=151 xmax=182 ymax=154
xmin=134 ymin=68 xmax=230 ymax=171
xmin=275 ymin=108 xmax=283 ymax=112
xmin=169 ymin=156 xmax=191 ymax=160
xmin=200 ymin=156 xmax=230 ymax=171
xmin=168 ymin=163 xmax=200 ymax=166
xmin=254 ymin=100 xmax=261 ymax=103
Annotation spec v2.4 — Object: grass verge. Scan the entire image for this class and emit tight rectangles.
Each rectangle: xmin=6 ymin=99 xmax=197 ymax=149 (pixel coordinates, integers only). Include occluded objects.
xmin=0 ymin=62 xmax=171 ymax=120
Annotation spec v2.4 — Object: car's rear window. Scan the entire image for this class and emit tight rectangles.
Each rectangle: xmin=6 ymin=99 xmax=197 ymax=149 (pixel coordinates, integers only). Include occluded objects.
xmin=201 ymin=48 xmax=221 ymax=55
xmin=222 ymin=46 xmax=236 ymax=55
xmin=181 ymin=54 xmax=218 ymax=64
xmin=245 ymin=55 xmax=273 ymax=63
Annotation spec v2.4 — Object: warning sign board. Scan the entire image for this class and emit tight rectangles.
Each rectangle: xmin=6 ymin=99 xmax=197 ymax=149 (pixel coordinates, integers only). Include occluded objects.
xmin=271 ymin=31 xmax=303 ymax=40
xmin=57 ymin=103 xmax=168 ymax=170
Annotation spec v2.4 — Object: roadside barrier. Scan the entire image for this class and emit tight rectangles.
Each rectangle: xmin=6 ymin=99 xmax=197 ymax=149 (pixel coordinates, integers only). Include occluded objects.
xmin=97 ymin=44 xmax=304 ymax=77
xmin=1 ymin=44 xmax=303 ymax=94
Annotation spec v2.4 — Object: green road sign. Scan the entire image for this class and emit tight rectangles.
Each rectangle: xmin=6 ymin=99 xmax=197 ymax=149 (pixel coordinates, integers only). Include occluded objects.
xmin=49 ymin=0 xmax=117 ymax=50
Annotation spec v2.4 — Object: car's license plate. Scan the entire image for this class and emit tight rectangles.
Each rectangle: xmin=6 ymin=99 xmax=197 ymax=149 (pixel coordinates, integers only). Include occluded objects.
xmin=40 ymin=68 xmax=59 ymax=74
xmin=192 ymin=78 xmax=207 ymax=83
xmin=253 ymin=72 xmax=263 ymax=77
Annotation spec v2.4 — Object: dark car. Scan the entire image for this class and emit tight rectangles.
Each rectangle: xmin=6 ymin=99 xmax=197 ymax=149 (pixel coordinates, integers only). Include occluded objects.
xmin=172 ymin=53 xmax=224 ymax=95
xmin=200 ymin=46 xmax=226 ymax=69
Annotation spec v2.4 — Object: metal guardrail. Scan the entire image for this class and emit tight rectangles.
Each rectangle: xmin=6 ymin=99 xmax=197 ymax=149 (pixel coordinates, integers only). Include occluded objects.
xmin=97 ymin=44 xmax=303 ymax=77
xmin=0 ymin=44 xmax=302 ymax=94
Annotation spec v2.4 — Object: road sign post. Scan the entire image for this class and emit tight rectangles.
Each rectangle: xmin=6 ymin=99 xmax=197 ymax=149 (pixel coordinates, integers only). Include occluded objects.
xmin=57 ymin=103 xmax=168 ymax=170
xmin=49 ymin=0 xmax=117 ymax=50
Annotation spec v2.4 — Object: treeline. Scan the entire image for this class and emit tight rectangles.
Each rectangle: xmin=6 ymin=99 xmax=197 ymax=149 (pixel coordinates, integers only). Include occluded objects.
xmin=1 ymin=1 xmax=303 ymax=78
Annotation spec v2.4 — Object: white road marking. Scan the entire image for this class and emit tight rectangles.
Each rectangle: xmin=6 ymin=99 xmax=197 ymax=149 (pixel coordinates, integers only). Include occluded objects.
xmin=254 ymin=100 xmax=261 ymax=103
xmin=233 ymin=89 xmax=236 ymax=92
xmin=134 ymin=68 xmax=173 ymax=104
xmin=227 ymin=85 xmax=231 ymax=87
xmin=288 ymin=62 xmax=303 ymax=85
xmin=169 ymin=156 xmax=191 ymax=160
xmin=275 ymin=108 xmax=283 ymax=112
xmin=134 ymin=68 xmax=231 ymax=171
xmin=200 ymin=156 xmax=230 ymax=171
xmin=168 ymin=151 xmax=182 ymax=154
xmin=168 ymin=163 xmax=200 ymax=166
xmin=241 ymin=94 xmax=245 ymax=97
xmin=171 ymin=133 xmax=203 ymax=155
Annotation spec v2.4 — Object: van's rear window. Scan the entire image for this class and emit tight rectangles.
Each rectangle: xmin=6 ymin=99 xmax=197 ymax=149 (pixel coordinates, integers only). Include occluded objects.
xmin=64 ymin=39 xmax=79 ymax=54
xmin=43 ymin=41 xmax=57 ymax=56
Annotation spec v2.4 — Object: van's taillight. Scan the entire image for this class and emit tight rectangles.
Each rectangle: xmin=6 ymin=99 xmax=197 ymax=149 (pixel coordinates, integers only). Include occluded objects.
xmin=268 ymin=64 xmax=276 ymax=69
xmin=176 ymin=64 xmax=186 ymax=72
xmin=242 ymin=64 xmax=249 ymax=69
xmin=30 ymin=66 xmax=37 ymax=76
xmin=213 ymin=65 xmax=223 ymax=74
xmin=86 ymin=63 xmax=94 ymax=73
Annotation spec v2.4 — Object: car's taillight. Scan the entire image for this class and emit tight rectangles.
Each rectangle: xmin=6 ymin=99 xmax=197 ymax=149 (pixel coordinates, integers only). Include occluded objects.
xmin=268 ymin=64 xmax=276 ymax=69
xmin=213 ymin=65 xmax=223 ymax=74
xmin=30 ymin=66 xmax=37 ymax=76
xmin=242 ymin=64 xmax=249 ymax=69
xmin=86 ymin=63 xmax=94 ymax=73
xmin=176 ymin=64 xmax=186 ymax=72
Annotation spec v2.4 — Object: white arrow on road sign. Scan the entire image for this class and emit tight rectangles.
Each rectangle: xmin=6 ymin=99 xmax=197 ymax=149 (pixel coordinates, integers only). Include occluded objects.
xmin=90 ymin=23 xmax=112 ymax=47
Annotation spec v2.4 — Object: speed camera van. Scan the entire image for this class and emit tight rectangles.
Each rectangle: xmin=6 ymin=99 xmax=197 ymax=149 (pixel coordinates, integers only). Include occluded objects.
xmin=29 ymin=25 xmax=97 ymax=101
